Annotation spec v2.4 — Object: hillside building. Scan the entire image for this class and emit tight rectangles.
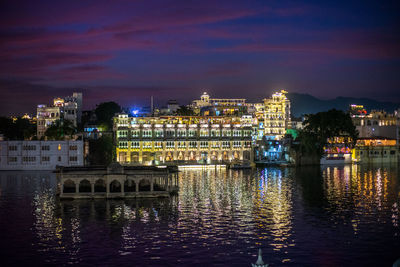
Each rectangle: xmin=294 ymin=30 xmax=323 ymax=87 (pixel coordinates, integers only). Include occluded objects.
xmin=36 ymin=92 xmax=82 ymax=138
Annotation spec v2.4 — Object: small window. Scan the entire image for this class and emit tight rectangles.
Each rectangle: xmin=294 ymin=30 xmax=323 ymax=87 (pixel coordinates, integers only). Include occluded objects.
xmin=58 ymin=156 xmax=61 ymax=162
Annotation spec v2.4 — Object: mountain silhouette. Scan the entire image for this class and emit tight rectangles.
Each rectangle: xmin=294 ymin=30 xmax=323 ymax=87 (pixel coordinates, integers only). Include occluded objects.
xmin=287 ymin=93 xmax=400 ymax=117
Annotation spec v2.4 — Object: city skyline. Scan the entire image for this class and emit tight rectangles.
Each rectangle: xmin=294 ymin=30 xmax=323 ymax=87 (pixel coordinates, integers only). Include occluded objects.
xmin=1 ymin=0 xmax=400 ymax=115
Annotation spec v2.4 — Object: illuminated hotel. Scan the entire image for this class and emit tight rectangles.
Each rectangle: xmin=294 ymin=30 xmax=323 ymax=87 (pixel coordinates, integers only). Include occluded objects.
xmin=114 ymin=115 xmax=253 ymax=165
xmin=263 ymin=90 xmax=291 ymax=140
xmin=114 ymin=90 xmax=293 ymax=165
xmin=191 ymin=92 xmax=251 ymax=116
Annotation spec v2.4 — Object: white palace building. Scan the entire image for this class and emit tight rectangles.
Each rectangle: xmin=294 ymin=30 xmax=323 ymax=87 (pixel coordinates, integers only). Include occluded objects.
xmin=0 ymin=140 xmax=84 ymax=170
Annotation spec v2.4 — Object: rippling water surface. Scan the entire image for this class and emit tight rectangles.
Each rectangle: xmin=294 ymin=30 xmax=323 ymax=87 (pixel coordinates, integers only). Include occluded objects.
xmin=0 ymin=165 xmax=399 ymax=266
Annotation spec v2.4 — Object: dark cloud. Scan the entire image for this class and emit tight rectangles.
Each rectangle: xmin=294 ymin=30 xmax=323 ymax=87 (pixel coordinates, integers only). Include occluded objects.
xmin=0 ymin=0 xmax=399 ymax=115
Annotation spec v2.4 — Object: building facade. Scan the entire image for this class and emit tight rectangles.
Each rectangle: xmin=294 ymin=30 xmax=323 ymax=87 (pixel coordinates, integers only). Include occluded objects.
xmin=36 ymin=105 xmax=61 ymax=138
xmin=0 ymin=140 xmax=84 ymax=170
xmin=351 ymin=108 xmax=400 ymax=140
xmin=191 ymin=92 xmax=250 ymax=116
xmin=320 ymin=136 xmax=353 ymax=164
xmin=352 ymin=137 xmax=398 ymax=164
xmin=114 ymin=114 xmax=253 ymax=165
xmin=36 ymin=92 xmax=82 ymax=138
xmin=263 ymin=90 xmax=291 ymax=140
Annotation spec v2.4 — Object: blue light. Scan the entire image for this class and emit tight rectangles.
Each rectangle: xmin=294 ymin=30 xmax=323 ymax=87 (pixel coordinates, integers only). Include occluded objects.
xmin=131 ymin=109 xmax=139 ymax=116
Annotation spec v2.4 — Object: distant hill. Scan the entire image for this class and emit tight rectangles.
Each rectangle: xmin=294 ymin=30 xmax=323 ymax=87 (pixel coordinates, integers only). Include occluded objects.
xmin=287 ymin=93 xmax=400 ymax=117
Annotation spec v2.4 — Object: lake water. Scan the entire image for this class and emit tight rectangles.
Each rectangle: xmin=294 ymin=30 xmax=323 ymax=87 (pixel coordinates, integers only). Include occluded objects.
xmin=0 ymin=165 xmax=399 ymax=266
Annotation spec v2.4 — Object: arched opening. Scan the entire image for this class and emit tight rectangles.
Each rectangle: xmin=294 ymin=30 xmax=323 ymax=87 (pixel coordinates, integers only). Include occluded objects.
xmin=155 ymin=152 xmax=162 ymax=163
xmin=110 ymin=180 xmax=121 ymax=193
xmin=223 ymin=151 xmax=229 ymax=161
xmin=94 ymin=179 xmax=106 ymax=192
xmin=131 ymin=152 xmax=139 ymax=163
xmin=243 ymin=151 xmax=251 ymax=160
xmin=139 ymin=179 xmax=151 ymax=191
xmin=188 ymin=151 xmax=196 ymax=161
xmin=165 ymin=152 xmax=173 ymax=161
xmin=233 ymin=151 xmax=240 ymax=160
xmin=124 ymin=179 xmax=136 ymax=192
xmin=142 ymin=152 xmax=153 ymax=164
xmin=63 ymin=179 xmax=75 ymax=193
xmin=118 ymin=152 xmax=127 ymax=163
xmin=177 ymin=151 xmax=184 ymax=161
xmin=79 ymin=179 xmax=91 ymax=193
xmin=153 ymin=178 xmax=165 ymax=191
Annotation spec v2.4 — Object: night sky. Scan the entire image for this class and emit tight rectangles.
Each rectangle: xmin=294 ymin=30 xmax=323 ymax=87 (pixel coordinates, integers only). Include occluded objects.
xmin=1 ymin=0 xmax=399 ymax=115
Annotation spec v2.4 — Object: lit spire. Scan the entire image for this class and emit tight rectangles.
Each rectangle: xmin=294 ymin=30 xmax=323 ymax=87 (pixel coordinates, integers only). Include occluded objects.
xmin=252 ymin=249 xmax=268 ymax=267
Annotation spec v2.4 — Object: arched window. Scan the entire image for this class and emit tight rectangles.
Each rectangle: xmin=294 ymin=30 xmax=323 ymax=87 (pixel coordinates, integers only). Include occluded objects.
xmin=94 ymin=179 xmax=106 ymax=192
xmin=139 ymin=179 xmax=151 ymax=191
xmin=124 ymin=179 xmax=136 ymax=192
xmin=63 ymin=179 xmax=75 ymax=193
xmin=79 ymin=179 xmax=91 ymax=193
xmin=110 ymin=180 xmax=121 ymax=193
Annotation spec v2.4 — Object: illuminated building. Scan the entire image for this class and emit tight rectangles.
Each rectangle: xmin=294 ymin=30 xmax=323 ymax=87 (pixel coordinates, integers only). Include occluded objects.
xmin=349 ymin=104 xmax=367 ymax=117
xmin=167 ymin=100 xmax=179 ymax=113
xmin=263 ymin=90 xmax=291 ymax=140
xmin=253 ymin=90 xmax=291 ymax=163
xmin=352 ymin=137 xmax=398 ymax=163
xmin=291 ymin=117 xmax=303 ymax=130
xmin=321 ymin=136 xmax=353 ymax=164
xmin=0 ymin=140 xmax=84 ymax=170
xmin=37 ymin=105 xmax=61 ymax=138
xmin=36 ymin=92 xmax=83 ymax=138
xmin=114 ymin=114 xmax=253 ymax=165
xmin=84 ymin=125 xmax=105 ymax=139
xmin=351 ymin=108 xmax=400 ymax=139
xmin=192 ymin=92 xmax=247 ymax=108
xmin=191 ymin=92 xmax=250 ymax=116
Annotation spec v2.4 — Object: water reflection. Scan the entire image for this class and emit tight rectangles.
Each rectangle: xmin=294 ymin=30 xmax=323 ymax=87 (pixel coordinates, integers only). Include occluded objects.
xmin=0 ymin=166 xmax=399 ymax=266
xmin=321 ymin=165 xmax=399 ymax=234
xmin=177 ymin=168 xmax=294 ymax=256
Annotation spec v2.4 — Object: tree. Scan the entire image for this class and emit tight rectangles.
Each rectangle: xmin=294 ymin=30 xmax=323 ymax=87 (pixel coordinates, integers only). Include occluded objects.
xmin=176 ymin=105 xmax=195 ymax=116
xmin=88 ymin=135 xmax=113 ymax=165
xmin=0 ymin=117 xmax=36 ymax=140
xmin=95 ymin=102 xmax=122 ymax=130
xmin=45 ymin=119 xmax=76 ymax=140
xmin=297 ymin=109 xmax=358 ymax=157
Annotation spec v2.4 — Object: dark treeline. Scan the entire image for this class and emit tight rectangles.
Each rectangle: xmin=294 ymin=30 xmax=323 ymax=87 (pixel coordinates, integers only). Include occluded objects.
xmin=291 ymin=109 xmax=358 ymax=163
xmin=0 ymin=117 xmax=36 ymax=140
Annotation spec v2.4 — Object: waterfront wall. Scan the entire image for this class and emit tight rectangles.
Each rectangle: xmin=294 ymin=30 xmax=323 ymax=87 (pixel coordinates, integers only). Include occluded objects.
xmin=58 ymin=165 xmax=178 ymax=199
